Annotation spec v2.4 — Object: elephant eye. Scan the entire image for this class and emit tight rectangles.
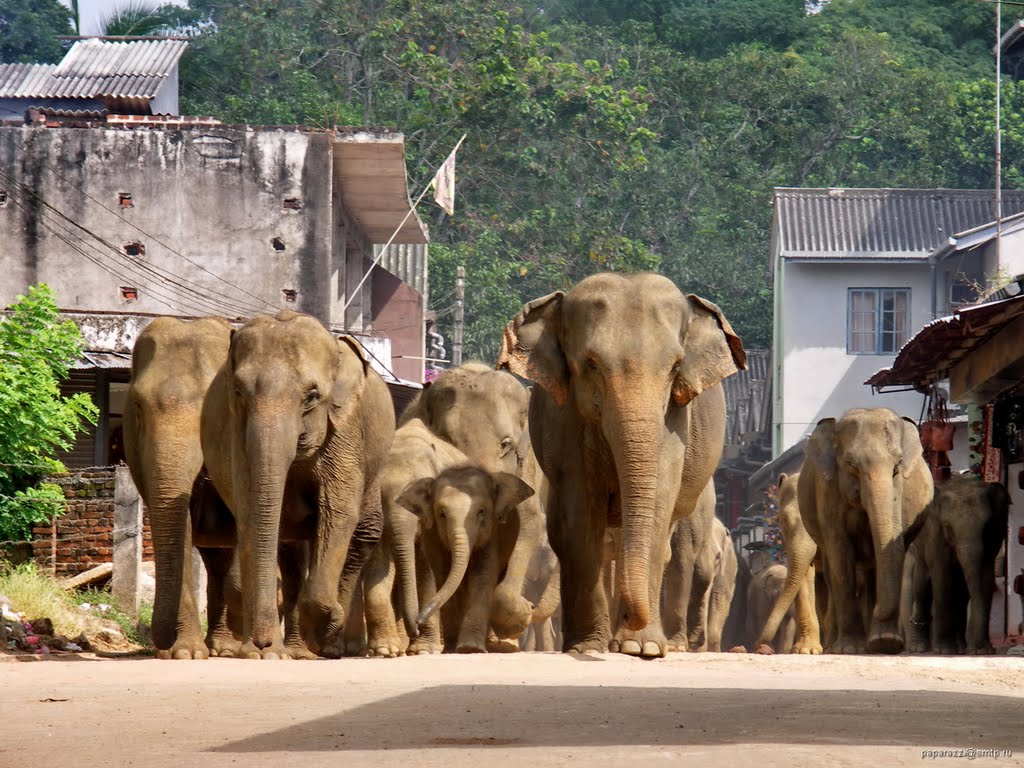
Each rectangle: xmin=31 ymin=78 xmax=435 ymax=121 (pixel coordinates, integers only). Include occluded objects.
xmin=893 ymin=462 xmax=901 ymax=477
xmin=499 ymin=436 xmax=514 ymax=456
xmin=304 ymin=387 xmax=320 ymax=406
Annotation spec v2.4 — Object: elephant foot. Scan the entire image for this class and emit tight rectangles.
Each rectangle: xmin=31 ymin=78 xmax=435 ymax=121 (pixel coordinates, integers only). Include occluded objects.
xmin=665 ymin=634 xmax=688 ymax=653
xmin=866 ymin=622 xmax=904 ymax=655
xmin=791 ymin=637 xmax=823 ymax=655
xmin=687 ymin=630 xmax=706 ymax=651
xmin=828 ymin=634 xmax=867 ymax=654
xmin=407 ymin=636 xmax=443 ymax=655
xmin=364 ymin=633 xmax=403 ymax=658
xmin=966 ymin=644 xmax=995 ymax=656
xmin=486 ymin=636 xmax=520 ymax=653
xmin=284 ymin=641 xmax=318 ymax=660
xmin=755 ymin=644 xmax=774 ymax=655
xmin=239 ymin=640 xmax=298 ymax=660
xmin=934 ymin=643 xmax=960 ymax=655
xmin=490 ymin=588 xmax=533 ymax=639
xmin=565 ymin=635 xmax=610 ymax=655
xmin=610 ymin=626 xmax=667 ymax=659
xmin=156 ymin=634 xmax=210 ymax=660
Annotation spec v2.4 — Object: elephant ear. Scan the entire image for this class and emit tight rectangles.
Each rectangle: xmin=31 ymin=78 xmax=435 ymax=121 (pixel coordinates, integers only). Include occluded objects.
xmin=396 ymin=477 xmax=436 ymax=527
xmin=492 ymin=472 xmax=535 ymax=524
xmin=497 ymin=291 xmax=569 ymax=406
xmin=805 ymin=418 xmax=838 ymax=481
xmin=329 ymin=335 xmax=372 ymax=428
xmin=672 ymin=295 xmax=747 ymax=407
xmin=899 ymin=416 xmax=925 ymax=479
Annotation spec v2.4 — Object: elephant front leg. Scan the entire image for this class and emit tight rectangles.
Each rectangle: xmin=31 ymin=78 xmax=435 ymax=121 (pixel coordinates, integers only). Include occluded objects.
xmin=791 ymin=563 xmax=823 ymax=654
xmin=363 ymin=538 xmax=403 ymax=657
xmin=685 ymin=555 xmax=713 ymax=651
xmin=822 ymin=527 xmax=866 ymax=654
xmin=661 ymin=529 xmax=689 ymax=652
xmin=458 ymin=546 xmax=500 ymax=653
xmin=960 ymin=543 xmax=996 ymax=655
xmin=278 ymin=542 xmax=317 ymax=660
xmin=549 ymin=484 xmax=610 ymax=655
xmin=335 ymin=507 xmax=383 ymax=656
xmin=907 ymin=548 xmax=932 ymax=654
xmin=491 ymin=494 xmax=542 ymax=640
xmin=200 ymin=546 xmax=243 ymax=658
xmin=407 ymin=547 xmax=443 ymax=655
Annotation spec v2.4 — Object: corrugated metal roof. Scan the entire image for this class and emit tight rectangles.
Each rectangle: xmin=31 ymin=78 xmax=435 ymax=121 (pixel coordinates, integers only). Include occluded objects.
xmin=0 ymin=40 xmax=186 ymax=100
xmin=0 ymin=63 xmax=57 ymax=97
xmin=773 ymin=188 xmax=1024 ymax=260
xmin=723 ymin=348 xmax=770 ymax=443
xmin=375 ymin=243 xmax=428 ymax=295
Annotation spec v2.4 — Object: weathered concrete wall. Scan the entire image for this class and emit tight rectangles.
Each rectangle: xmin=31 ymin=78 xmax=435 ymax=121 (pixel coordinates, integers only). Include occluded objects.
xmin=0 ymin=125 xmax=333 ymax=321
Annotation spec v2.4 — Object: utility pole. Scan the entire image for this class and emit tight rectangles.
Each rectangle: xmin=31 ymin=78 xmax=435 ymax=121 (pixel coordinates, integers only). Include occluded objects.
xmin=453 ymin=266 xmax=465 ymax=366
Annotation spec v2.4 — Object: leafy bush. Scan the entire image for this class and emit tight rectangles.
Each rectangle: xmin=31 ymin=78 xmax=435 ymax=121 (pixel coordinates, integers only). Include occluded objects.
xmin=0 ymin=285 xmax=98 ymax=541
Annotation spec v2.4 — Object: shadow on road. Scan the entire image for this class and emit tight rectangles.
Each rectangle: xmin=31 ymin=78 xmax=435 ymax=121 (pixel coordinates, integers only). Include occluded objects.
xmin=212 ymin=686 xmax=1019 ymax=752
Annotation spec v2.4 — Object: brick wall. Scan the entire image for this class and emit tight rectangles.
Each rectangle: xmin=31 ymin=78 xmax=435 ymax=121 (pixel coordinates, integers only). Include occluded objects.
xmin=32 ymin=469 xmax=154 ymax=578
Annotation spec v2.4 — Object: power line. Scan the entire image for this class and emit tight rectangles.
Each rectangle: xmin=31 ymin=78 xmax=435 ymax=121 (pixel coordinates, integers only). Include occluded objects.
xmin=0 ymin=172 xmax=258 ymax=317
xmin=39 ymin=160 xmax=277 ymax=313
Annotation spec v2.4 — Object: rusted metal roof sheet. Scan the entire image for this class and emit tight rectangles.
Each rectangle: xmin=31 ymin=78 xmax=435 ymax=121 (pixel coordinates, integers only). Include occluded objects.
xmin=0 ymin=40 xmax=186 ymax=100
xmin=865 ymin=293 xmax=1024 ymax=391
xmin=773 ymin=188 xmax=1024 ymax=261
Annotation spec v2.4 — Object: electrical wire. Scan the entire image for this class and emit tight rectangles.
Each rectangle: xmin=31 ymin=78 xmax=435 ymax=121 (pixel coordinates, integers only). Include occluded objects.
xmin=0 ymin=171 xmax=262 ymax=317
xmin=39 ymin=160 xmax=278 ymax=313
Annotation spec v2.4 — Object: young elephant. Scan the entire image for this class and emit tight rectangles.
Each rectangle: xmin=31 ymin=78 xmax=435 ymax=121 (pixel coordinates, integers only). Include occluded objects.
xmin=398 ymin=465 xmax=535 ymax=653
xmin=747 ymin=563 xmax=796 ymax=654
xmin=362 ymin=417 xmax=467 ymax=657
xmin=904 ymin=475 xmax=1010 ymax=655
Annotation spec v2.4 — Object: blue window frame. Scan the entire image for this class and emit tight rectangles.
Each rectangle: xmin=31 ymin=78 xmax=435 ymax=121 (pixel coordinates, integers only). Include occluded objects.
xmin=847 ymin=288 xmax=910 ymax=355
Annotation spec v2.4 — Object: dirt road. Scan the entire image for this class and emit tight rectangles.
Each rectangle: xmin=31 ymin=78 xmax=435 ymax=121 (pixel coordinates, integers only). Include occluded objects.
xmin=1 ymin=652 xmax=1022 ymax=767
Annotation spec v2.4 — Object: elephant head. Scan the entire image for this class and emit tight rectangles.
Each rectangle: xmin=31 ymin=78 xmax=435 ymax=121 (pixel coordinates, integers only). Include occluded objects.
xmin=497 ymin=272 xmax=744 ymax=632
xmin=225 ymin=311 xmax=373 ymax=650
xmin=805 ymin=407 xmax=931 ymax=651
xmin=403 ymin=363 xmax=528 ymax=473
xmin=397 ymin=466 xmax=535 ymax=626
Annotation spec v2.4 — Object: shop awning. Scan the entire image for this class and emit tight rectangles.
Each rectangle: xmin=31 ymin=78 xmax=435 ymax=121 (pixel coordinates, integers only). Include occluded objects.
xmin=866 ymin=292 xmax=1024 ymax=402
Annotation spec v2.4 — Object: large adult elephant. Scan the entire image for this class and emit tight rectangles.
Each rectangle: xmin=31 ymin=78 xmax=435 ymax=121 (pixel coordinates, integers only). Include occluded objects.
xmin=498 ymin=272 xmax=746 ymax=657
xmin=798 ymin=408 xmax=933 ymax=654
xmin=200 ymin=312 xmax=395 ymax=658
xmin=123 ymin=316 xmax=232 ymax=659
xmin=399 ymin=363 xmax=542 ymax=640
xmin=904 ymin=474 xmax=1010 ymax=654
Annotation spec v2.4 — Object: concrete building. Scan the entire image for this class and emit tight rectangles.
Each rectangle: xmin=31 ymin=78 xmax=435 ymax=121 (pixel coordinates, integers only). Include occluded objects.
xmin=770 ymin=187 xmax=1024 ymax=457
xmin=0 ymin=40 xmax=432 ymax=468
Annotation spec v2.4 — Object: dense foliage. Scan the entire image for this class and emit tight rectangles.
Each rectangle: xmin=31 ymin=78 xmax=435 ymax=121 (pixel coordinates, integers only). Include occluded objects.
xmin=0 ymin=285 xmax=98 ymax=542
xmin=146 ymin=2 xmax=1019 ymax=358
xmin=0 ymin=0 xmax=73 ymax=64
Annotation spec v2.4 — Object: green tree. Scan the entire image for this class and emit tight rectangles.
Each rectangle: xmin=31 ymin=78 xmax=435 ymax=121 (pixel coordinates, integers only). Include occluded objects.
xmin=0 ymin=0 xmax=73 ymax=64
xmin=0 ymin=285 xmax=98 ymax=542
xmin=97 ymin=0 xmax=174 ymax=37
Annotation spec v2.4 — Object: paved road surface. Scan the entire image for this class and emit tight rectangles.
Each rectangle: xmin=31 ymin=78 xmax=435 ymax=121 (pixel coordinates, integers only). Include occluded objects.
xmin=2 ymin=652 xmax=1022 ymax=767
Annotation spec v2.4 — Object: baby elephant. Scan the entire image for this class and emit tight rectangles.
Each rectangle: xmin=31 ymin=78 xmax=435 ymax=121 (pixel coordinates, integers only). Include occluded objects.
xmin=398 ymin=465 xmax=535 ymax=653
xmin=904 ymin=475 xmax=1010 ymax=654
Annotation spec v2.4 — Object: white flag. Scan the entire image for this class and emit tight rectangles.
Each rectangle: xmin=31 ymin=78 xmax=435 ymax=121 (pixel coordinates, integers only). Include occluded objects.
xmin=430 ymin=140 xmax=462 ymax=215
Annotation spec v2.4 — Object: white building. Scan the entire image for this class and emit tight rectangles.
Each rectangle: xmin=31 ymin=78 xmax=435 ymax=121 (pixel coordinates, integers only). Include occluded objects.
xmin=770 ymin=187 xmax=1024 ymax=457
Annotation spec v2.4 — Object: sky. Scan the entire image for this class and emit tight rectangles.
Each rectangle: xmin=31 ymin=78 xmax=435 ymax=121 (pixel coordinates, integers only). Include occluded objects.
xmin=58 ymin=0 xmax=189 ymax=37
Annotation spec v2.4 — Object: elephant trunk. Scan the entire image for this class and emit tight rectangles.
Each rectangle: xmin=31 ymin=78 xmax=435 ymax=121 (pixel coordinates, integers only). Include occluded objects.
xmin=530 ymin=561 xmax=561 ymax=622
xmin=242 ymin=409 xmax=298 ymax=650
xmin=862 ymin=470 xmax=904 ymax=628
xmin=393 ymin=511 xmax=421 ymax=639
xmin=608 ymin=404 xmax=664 ymax=632
xmin=418 ymin=527 xmax=470 ymax=626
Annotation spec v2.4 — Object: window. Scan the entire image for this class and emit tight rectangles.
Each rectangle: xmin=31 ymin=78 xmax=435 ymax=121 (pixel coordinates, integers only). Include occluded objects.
xmin=848 ymin=288 xmax=910 ymax=354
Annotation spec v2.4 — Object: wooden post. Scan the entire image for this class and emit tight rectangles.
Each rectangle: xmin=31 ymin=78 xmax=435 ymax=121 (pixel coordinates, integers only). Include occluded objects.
xmin=453 ymin=265 xmax=465 ymax=366
xmin=112 ymin=465 xmax=142 ymax=615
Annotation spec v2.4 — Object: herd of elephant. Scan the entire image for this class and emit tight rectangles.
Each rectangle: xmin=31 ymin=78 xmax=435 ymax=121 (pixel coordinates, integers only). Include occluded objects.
xmin=122 ymin=271 xmax=1009 ymax=660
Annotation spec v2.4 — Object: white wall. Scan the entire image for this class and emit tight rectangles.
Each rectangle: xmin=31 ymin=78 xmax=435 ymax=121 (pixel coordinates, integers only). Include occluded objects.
xmin=776 ymin=261 xmax=934 ymax=452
